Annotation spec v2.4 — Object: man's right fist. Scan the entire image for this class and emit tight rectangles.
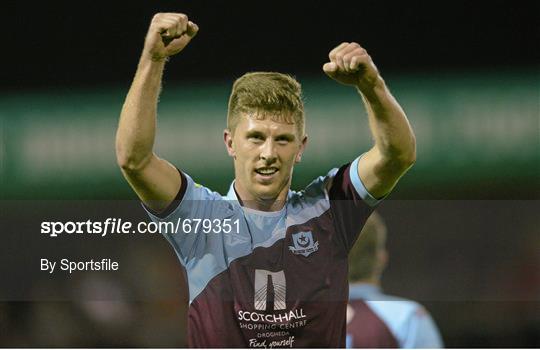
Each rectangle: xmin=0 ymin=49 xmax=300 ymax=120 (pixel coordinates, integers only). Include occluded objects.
xmin=144 ymin=13 xmax=199 ymax=62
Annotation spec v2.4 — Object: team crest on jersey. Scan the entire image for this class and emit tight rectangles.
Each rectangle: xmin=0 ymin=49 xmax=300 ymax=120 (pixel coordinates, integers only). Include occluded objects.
xmin=289 ymin=231 xmax=319 ymax=257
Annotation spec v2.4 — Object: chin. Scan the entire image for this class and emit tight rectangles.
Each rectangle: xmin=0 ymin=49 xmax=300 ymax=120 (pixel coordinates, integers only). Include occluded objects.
xmin=256 ymin=190 xmax=279 ymax=201
xmin=253 ymin=185 xmax=281 ymax=200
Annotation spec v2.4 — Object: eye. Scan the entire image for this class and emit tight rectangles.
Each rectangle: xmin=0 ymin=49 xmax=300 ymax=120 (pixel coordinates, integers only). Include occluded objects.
xmin=275 ymin=136 xmax=291 ymax=145
xmin=248 ymin=135 xmax=264 ymax=143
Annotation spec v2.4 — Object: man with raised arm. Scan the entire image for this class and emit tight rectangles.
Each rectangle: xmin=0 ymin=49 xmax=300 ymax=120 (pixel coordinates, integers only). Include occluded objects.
xmin=116 ymin=12 xmax=416 ymax=348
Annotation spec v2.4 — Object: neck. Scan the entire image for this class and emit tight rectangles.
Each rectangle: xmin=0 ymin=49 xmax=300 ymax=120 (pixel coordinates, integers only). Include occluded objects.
xmin=250 ymin=198 xmax=286 ymax=212
xmin=233 ymin=183 xmax=289 ymax=212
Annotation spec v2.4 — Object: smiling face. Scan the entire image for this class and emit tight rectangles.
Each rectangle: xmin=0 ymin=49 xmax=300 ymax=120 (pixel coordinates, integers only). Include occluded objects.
xmin=225 ymin=72 xmax=306 ymax=209
xmin=224 ymin=113 xmax=307 ymax=208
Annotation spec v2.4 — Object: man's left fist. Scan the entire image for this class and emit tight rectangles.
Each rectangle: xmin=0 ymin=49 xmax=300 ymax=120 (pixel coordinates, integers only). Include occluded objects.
xmin=323 ymin=42 xmax=380 ymax=89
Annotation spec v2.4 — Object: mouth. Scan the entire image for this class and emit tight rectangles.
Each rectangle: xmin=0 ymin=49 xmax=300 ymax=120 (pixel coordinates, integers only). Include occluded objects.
xmin=254 ymin=167 xmax=279 ymax=181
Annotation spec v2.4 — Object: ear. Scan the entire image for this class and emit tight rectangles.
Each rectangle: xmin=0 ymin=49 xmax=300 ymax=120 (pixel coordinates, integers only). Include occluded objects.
xmin=295 ymin=134 xmax=308 ymax=163
xmin=224 ymin=129 xmax=235 ymax=158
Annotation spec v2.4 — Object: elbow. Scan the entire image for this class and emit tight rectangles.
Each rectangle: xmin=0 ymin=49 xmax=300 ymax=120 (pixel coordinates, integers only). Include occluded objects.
xmin=401 ymin=148 xmax=416 ymax=172
xmin=400 ymin=132 xmax=417 ymax=168
xmin=116 ymin=156 xmax=136 ymax=172
xmin=384 ymin=136 xmax=416 ymax=171
xmin=116 ymin=151 xmax=135 ymax=171
xmin=402 ymin=152 xmax=416 ymax=171
xmin=403 ymin=136 xmax=416 ymax=167
xmin=115 ymin=145 xmax=150 ymax=172
xmin=116 ymin=154 xmax=150 ymax=173
xmin=394 ymin=152 xmax=415 ymax=173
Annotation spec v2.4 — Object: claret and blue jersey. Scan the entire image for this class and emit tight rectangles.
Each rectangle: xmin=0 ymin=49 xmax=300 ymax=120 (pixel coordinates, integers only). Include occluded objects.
xmin=144 ymin=156 xmax=382 ymax=347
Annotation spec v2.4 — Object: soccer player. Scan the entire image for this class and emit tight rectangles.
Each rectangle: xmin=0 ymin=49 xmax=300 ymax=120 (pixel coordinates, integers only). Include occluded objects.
xmin=346 ymin=212 xmax=443 ymax=348
xmin=115 ymin=13 xmax=416 ymax=347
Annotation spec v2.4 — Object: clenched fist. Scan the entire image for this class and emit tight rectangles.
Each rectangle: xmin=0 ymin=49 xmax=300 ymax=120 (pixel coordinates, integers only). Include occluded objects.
xmin=144 ymin=13 xmax=199 ymax=62
xmin=323 ymin=42 xmax=380 ymax=90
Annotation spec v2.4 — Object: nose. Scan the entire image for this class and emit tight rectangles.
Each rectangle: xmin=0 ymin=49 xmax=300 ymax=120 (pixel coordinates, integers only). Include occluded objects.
xmin=259 ymin=139 xmax=277 ymax=163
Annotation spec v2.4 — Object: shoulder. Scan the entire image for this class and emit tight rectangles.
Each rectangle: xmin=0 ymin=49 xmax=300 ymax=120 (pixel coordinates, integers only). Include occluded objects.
xmin=360 ymin=289 xmax=424 ymax=327
xmin=144 ymin=171 xmax=230 ymax=222
xmin=289 ymin=167 xmax=340 ymax=202
xmin=367 ymin=293 xmax=424 ymax=317
xmin=282 ymin=168 xmax=338 ymax=226
xmin=287 ymin=167 xmax=338 ymax=206
xmin=183 ymin=172 xmax=224 ymax=201
xmin=298 ymin=159 xmax=382 ymax=207
xmin=365 ymin=295 xmax=442 ymax=348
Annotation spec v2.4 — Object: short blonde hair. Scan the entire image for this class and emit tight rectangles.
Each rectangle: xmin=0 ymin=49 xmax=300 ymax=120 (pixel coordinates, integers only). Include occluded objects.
xmin=227 ymin=72 xmax=305 ymax=136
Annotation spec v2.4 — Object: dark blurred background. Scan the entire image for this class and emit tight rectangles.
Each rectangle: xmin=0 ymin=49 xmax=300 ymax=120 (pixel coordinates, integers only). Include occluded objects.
xmin=1 ymin=0 xmax=539 ymax=347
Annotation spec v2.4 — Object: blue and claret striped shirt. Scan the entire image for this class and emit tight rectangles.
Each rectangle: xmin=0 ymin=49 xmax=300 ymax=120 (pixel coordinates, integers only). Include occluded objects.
xmin=144 ymin=157 xmax=381 ymax=347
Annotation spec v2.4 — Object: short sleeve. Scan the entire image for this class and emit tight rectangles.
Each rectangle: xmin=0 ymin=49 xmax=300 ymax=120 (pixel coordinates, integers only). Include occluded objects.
xmin=142 ymin=170 xmax=232 ymax=266
xmin=328 ymin=156 xmax=385 ymax=252
xmin=348 ymin=155 xmax=384 ymax=207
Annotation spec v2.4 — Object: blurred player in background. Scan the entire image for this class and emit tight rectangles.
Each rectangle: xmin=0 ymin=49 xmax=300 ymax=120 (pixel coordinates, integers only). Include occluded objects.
xmin=347 ymin=212 xmax=443 ymax=348
xmin=116 ymin=12 xmax=416 ymax=347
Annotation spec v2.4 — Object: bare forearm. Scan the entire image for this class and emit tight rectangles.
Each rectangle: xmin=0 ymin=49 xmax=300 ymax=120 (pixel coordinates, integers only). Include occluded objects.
xmin=115 ymin=57 xmax=165 ymax=170
xmin=323 ymin=42 xmax=415 ymax=196
xmin=358 ymin=77 xmax=416 ymax=164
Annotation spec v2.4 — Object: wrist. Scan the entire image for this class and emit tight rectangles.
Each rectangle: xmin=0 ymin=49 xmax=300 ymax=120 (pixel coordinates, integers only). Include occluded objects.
xmin=356 ymin=75 xmax=385 ymax=100
xmin=140 ymin=51 xmax=169 ymax=65
xmin=134 ymin=53 xmax=167 ymax=80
